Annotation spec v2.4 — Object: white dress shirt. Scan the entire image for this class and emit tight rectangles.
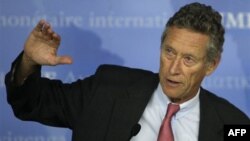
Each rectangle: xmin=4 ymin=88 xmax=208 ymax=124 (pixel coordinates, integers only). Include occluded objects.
xmin=131 ymin=83 xmax=200 ymax=141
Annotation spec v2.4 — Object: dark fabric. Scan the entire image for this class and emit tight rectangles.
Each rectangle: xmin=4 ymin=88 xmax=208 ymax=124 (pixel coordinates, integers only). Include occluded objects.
xmin=5 ymin=55 xmax=250 ymax=141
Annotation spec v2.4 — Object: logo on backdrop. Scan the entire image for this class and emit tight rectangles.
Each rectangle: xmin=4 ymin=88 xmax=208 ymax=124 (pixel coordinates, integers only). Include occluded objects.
xmin=1 ymin=11 xmax=250 ymax=29
xmin=0 ymin=11 xmax=168 ymax=28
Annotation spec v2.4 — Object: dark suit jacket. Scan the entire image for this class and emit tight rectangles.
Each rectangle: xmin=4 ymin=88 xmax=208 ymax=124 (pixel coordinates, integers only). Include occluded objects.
xmin=5 ymin=55 xmax=250 ymax=141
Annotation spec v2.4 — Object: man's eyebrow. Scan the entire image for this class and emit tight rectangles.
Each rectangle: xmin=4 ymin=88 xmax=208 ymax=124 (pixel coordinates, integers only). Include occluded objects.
xmin=162 ymin=43 xmax=172 ymax=48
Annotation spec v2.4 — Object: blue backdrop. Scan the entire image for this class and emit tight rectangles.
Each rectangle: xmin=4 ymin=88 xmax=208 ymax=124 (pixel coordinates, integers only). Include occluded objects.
xmin=1 ymin=0 xmax=249 ymax=140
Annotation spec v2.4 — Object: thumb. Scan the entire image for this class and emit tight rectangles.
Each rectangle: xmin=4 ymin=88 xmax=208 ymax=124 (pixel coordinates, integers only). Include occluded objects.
xmin=56 ymin=55 xmax=73 ymax=65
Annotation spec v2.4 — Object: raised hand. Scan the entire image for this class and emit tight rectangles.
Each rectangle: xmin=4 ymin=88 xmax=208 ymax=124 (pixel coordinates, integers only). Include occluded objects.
xmin=14 ymin=20 xmax=73 ymax=85
xmin=23 ymin=19 xmax=72 ymax=66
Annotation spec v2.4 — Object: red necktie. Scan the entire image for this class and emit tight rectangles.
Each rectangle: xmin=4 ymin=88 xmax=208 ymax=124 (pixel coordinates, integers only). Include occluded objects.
xmin=157 ymin=103 xmax=180 ymax=141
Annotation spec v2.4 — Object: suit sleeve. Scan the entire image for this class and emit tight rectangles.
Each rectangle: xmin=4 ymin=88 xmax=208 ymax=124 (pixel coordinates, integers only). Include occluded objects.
xmin=5 ymin=52 xmax=97 ymax=129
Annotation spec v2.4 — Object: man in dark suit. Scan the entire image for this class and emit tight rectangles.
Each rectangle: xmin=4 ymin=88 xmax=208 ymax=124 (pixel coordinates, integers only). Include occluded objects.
xmin=5 ymin=2 xmax=249 ymax=141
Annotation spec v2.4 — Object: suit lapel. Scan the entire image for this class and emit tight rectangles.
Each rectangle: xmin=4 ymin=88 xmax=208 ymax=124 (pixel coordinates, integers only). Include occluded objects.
xmin=198 ymin=88 xmax=223 ymax=141
xmin=105 ymin=77 xmax=224 ymax=141
xmin=105 ymin=74 xmax=159 ymax=141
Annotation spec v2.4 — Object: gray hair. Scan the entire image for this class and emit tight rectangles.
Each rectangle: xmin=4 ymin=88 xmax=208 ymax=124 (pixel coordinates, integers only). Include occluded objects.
xmin=161 ymin=2 xmax=225 ymax=63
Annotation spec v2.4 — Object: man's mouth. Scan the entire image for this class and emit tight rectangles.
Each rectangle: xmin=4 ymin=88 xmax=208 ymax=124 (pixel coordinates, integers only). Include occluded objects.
xmin=166 ymin=79 xmax=181 ymax=87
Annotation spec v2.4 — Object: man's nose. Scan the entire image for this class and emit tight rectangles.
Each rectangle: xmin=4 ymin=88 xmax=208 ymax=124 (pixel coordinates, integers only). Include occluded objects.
xmin=169 ymin=58 xmax=182 ymax=75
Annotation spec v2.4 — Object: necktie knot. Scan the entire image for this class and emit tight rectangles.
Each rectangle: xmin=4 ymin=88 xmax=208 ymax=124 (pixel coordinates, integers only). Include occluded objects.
xmin=166 ymin=103 xmax=180 ymax=119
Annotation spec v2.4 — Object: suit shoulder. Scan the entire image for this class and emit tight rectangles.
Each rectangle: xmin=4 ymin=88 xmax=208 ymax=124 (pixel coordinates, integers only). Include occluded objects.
xmin=201 ymin=88 xmax=250 ymax=123
xmin=91 ymin=64 xmax=157 ymax=89
xmin=95 ymin=64 xmax=155 ymax=77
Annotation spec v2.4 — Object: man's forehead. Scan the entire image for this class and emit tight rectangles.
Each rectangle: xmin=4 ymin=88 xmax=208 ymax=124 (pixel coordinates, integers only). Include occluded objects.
xmin=164 ymin=27 xmax=209 ymax=48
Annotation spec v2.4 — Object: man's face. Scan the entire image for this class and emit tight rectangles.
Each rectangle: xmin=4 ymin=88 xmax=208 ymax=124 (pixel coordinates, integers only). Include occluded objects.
xmin=159 ymin=26 xmax=219 ymax=103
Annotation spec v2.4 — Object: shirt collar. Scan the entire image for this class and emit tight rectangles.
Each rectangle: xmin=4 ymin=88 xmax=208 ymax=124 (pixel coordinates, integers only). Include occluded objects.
xmin=157 ymin=83 xmax=200 ymax=118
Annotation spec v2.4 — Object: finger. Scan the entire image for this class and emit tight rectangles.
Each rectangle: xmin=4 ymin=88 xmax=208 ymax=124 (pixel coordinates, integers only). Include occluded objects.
xmin=42 ymin=23 xmax=58 ymax=43
xmin=42 ymin=23 xmax=51 ymax=35
xmin=34 ymin=19 xmax=46 ymax=32
xmin=47 ymin=28 xmax=53 ymax=35
xmin=44 ymin=28 xmax=54 ymax=41
xmin=56 ymin=56 xmax=73 ymax=65
xmin=52 ymin=33 xmax=61 ymax=45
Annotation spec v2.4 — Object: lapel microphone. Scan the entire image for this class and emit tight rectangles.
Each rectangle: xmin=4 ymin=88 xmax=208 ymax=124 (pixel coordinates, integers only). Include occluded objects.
xmin=128 ymin=123 xmax=141 ymax=140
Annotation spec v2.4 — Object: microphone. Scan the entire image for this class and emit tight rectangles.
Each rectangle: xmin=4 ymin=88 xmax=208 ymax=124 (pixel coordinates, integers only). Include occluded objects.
xmin=128 ymin=123 xmax=141 ymax=140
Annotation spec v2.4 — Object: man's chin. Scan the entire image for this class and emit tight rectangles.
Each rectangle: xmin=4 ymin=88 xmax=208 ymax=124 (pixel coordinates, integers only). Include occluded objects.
xmin=164 ymin=90 xmax=184 ymax=103
xmin=168 ymin=96 xmax=182 ymax=103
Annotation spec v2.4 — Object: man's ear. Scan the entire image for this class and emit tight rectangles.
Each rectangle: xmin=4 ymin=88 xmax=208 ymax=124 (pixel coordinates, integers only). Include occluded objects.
xmin=205 ymin=56 xmax=221 ymax=76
